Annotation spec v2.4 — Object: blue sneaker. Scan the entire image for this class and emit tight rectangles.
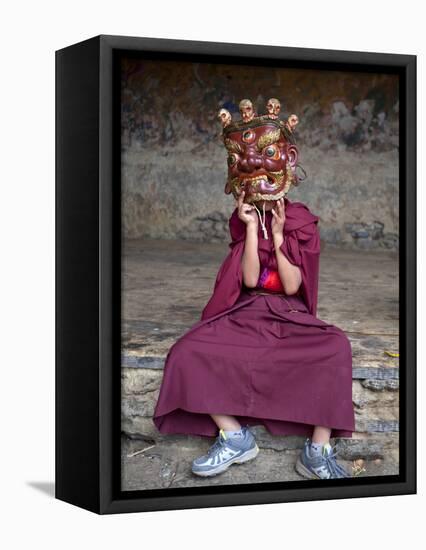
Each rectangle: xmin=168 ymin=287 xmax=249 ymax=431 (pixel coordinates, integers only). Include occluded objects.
xmin=191 ymin=426 xmax=259 ymax=477
xmin=295 ymin=438 xmax=351 ymax=479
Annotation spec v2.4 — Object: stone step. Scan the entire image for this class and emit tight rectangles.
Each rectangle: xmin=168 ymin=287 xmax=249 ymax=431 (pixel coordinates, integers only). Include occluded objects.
xmin=122 ymin=413 xmax=399 ymax=446
xmin=121 ymin=364 xmax=400 ymax=389
xmin=121 ymin=367 xmax=400 ymax=442
xmin=122 ymin=322 xmax=400 ymax=372
xmin=121 ymin=397 xmax=399 ymax=435
xmin=122 ymin=351 xmax=400 ymax=380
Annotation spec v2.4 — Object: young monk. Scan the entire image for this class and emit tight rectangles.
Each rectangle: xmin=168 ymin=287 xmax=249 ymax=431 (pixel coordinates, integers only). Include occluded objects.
xmin=152 ymin=190 xmax=354 ymax=479
xmin=153 ymin=100 xmax=355 ymax=480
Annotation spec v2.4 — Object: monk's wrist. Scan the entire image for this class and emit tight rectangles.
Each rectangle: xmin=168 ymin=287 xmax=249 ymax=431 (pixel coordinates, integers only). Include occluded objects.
xmin=273 ymin=233 xmax=284 ymax=248
xmin=246 ymin=222 xmax=258 ymax=235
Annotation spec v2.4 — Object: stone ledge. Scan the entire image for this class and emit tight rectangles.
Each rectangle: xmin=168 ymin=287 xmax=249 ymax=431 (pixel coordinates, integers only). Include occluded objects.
xmin=121 ymin=361 xmax=400 ymax=444
xmin=121 ymin=413 xmax=400 ymax=441
xmin=122 ymin=352 xmax=399 ymax=379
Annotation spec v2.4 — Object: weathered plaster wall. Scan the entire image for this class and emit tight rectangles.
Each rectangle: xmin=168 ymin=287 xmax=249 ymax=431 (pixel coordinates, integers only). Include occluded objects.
xmin=121 ymin=58 xmax=399 ymax=249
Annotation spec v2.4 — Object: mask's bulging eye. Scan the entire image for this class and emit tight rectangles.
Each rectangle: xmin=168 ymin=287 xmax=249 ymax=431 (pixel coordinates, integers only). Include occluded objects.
xmin=263 ymin=144 xmax=280 ymax=160
xmin=242 ymin=129 xmax=255 ymax=143
xmin=228 ymin=154 xmax=238 ymax=166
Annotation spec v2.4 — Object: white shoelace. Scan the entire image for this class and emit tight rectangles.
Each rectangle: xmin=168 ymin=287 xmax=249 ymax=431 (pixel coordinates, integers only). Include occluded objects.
xmin=253 ymin=201 xmax=268 ymax=239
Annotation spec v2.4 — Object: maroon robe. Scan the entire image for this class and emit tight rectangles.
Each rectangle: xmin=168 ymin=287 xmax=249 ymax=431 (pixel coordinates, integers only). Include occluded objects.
xmin=201 ymin=198 xmax=321 ymax=320
xmin=152 ymin=198 xmax=355 ymax=439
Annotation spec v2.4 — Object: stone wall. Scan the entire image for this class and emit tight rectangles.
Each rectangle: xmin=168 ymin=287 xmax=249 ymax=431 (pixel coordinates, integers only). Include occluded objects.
xmin=121 ymin=57 xmax=399 ymax=250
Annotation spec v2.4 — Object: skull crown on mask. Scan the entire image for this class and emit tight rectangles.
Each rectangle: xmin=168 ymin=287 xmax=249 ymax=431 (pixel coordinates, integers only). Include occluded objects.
xmin=218 ymin=98 xmax=302 ymax=205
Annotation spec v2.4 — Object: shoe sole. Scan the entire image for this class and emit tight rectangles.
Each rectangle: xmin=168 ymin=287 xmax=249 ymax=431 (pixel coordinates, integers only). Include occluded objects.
xmin=295 ymin=456 xmax=351 ymax=480
xmin=295 ymin=456 xmax=322 ymax=480
xmin=192 ymin=445 xmax=260 ymax=477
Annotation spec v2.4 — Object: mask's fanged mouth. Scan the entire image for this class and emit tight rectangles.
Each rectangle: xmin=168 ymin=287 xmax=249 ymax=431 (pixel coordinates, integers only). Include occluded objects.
xmin=245 ymin=174 xmax=280 ymax=192
xmin=229 ymin=170 xmax=285 ymax=197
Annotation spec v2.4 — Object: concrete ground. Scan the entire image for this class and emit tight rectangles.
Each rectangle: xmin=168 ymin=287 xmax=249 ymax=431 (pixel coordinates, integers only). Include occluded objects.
xmin=121 ymin=238 xmax=399 ymax=491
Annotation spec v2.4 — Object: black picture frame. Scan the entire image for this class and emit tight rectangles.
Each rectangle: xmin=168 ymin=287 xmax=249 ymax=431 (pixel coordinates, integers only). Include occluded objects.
xmin=55 ymin=34 xmax=416 ymax=515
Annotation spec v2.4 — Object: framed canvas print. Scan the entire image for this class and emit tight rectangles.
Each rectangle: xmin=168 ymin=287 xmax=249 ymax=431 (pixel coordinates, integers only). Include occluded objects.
xmin=55 ymin=35 xmax=416 ymax=514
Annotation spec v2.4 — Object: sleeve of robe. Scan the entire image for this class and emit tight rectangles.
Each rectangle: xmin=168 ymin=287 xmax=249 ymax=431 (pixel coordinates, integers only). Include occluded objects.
xmin=200 ymin=206 xmax=321 ymax=321
xmin=279 ymin=219 xmax=321 ymax=317
xmin=200 ymin=213 xmax=246 ymax=321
